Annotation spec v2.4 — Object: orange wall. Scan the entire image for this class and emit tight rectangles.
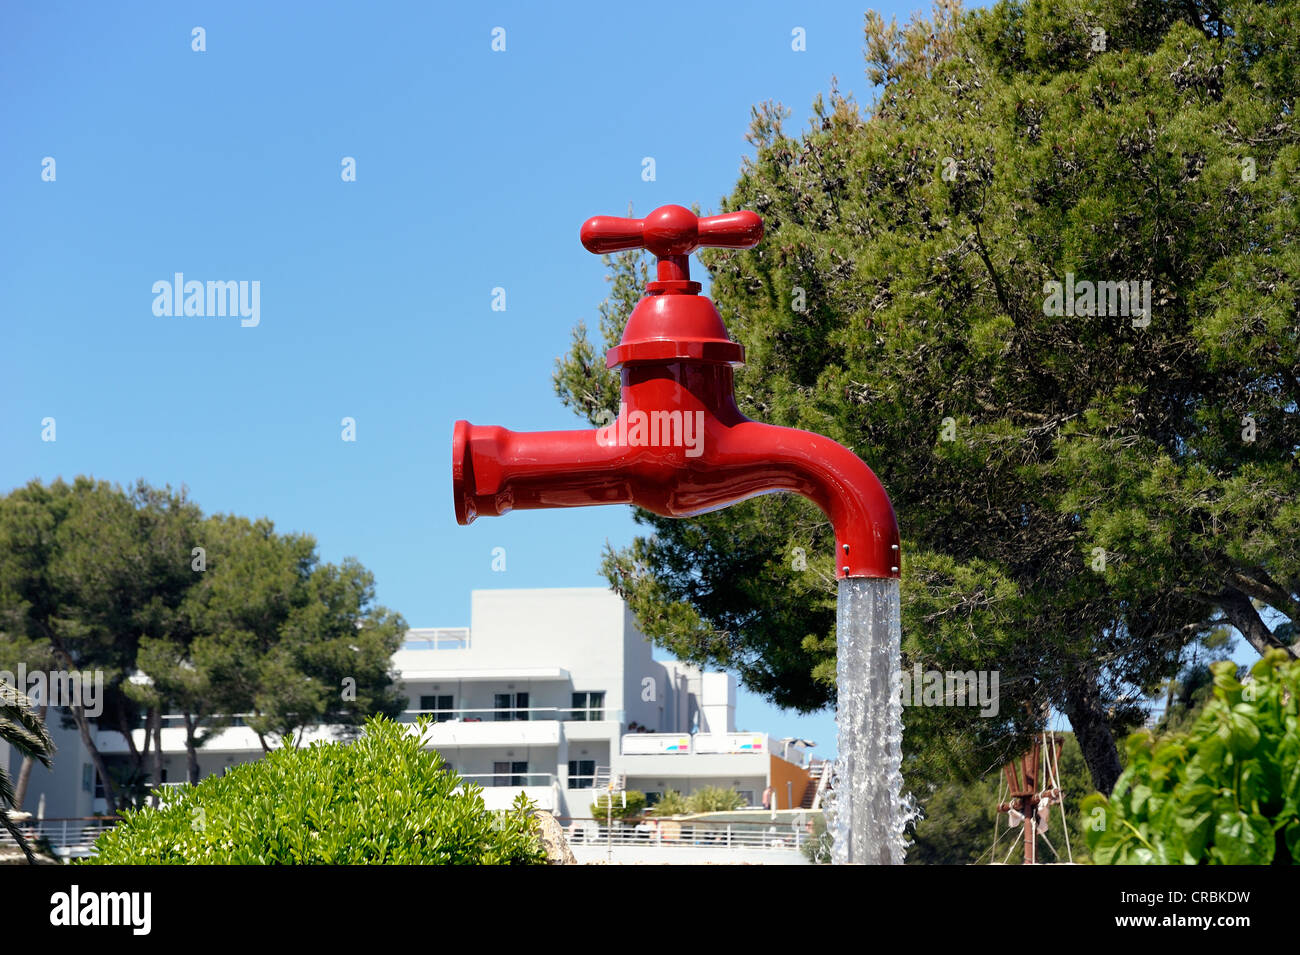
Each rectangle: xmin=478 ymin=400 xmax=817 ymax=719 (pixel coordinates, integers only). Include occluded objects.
xmin=769 ymin=754 xmax=813 ymax=810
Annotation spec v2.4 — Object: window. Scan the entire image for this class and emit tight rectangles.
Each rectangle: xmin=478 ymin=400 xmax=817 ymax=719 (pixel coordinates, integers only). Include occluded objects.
xmin=568 ymin=759 xmax=596 ymax=789
xmin=644 ymin=791 xmax=663 ymax=807
xmin=493 ymin=692 xmax=529 ymax=721
xmin=492 ymin=761 xmax=529 ymax=786
xmin=419 ymin=694 xmax=454 ymax=720
xmin=570 ymin=691 xmax=605 ymax=721
xmin=82 ymin=764 xmax=93 ymax=794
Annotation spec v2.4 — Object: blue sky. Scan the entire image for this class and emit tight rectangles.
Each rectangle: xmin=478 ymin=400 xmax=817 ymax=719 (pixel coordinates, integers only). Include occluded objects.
xmin=1 ymin=1 xmax=947 ymax=756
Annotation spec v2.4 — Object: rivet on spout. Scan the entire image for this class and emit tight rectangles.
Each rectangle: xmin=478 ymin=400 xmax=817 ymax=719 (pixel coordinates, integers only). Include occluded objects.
xmin=892 ymin=544 xmax=899 ymax=550
xmin=842 ymin=566 xmax=850 ymax=574
xmin=891 ymin=566 xmax=899 ymax=573
xmin=842 ymin=544 xmax=850 ymax=552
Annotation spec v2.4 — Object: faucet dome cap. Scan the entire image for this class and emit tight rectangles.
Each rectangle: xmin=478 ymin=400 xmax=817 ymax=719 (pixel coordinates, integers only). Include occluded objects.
xmin=606 ymin=294 xmax=745 ymax=367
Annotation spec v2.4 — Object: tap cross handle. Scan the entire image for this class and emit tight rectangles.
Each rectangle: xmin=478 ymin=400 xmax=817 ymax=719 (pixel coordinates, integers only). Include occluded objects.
xmin=580 ymin=205 xmax=763 ymax=286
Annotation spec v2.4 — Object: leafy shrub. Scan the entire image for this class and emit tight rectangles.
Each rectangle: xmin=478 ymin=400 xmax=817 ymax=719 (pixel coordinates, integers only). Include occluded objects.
xmin=85 ymin=716 xmax=547 ymax=864
xmin=1083 ymin=651 xmax=1299 ymax=865
xmin=685 ymin=786 xmax=746 ymax=813
xmin=650 ymin=790 xmax=688 ymax=815
xmin=590 ymin=789 xmax=646 ymax=820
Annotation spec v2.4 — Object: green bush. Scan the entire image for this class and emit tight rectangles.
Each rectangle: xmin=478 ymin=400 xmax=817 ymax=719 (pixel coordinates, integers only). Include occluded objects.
xmin=685 ymin=786 xmax=746 ymax=813
xmin=1083 ymin=651 xmax=1299 ymax=865
xmin=590 ymin=789 xmax=646 ymax=820
xmin=84 ymin=716 xmax=547 ymax=864
xmin=650 ymin=790 xmax=688 ymax=815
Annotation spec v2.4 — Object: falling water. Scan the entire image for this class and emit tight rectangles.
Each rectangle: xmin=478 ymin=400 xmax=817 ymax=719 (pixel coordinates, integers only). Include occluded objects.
xmin=827 ymin=576 xmax=907 ymax=865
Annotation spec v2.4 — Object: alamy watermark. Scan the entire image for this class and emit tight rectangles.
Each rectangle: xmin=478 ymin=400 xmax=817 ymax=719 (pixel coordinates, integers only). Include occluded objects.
xmin=0 ymin=664 xmax=104 ymax=718
xmin=152 ymin=273 xmax=260 ymax=327
xmin=899 ymin=663 xmax=999 ymax=717
xmin=595 ymin=403 xmax=705 ymax=458
xmin=1043 ymin=272 xmax=1151 ymax=327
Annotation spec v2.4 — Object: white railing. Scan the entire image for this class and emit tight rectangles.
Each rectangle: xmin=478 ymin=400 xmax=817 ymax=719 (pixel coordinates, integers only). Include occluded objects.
xmin=561 ymin=818 xmax=809 ymax=851
xmin=403 ymin=706 xmax=620 ymax=723
xmin=132 ymin=704 xmax=619 ymax=731
xmin=131 ymin=713 xmax=258 ymax=729
xmin=459 ymin=772 xmax=557 ymax=788
xmin=811 ymin=760 xmax=833 ymax=810
xmin=402 ymin=628 xmax=471 ymax=650
xmin=0 ymin=817 xmax=119 ymax=856
xmin=587 ymin=768 xmax=625 ymax=791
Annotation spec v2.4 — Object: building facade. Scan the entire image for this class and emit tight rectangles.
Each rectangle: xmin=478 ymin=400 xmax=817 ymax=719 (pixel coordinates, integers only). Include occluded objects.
xmin=9 ymin=588 xmax=819 ymax=821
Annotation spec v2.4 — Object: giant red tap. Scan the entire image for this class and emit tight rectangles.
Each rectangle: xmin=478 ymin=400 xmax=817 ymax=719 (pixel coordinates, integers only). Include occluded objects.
xmin=452 ymin=204 xmax=900 ymax=579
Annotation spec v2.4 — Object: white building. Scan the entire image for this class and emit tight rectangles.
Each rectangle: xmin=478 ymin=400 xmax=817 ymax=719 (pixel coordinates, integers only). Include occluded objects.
xmin=10 ymin=588 xmax=821 ymax=822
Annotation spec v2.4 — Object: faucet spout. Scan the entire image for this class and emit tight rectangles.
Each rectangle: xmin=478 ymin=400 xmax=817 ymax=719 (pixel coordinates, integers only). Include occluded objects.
xmin=453 ymin=365 xmax=899 ymax=579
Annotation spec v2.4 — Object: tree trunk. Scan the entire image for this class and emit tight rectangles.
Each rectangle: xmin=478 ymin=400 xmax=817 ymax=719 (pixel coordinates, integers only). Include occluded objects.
xmin=1062 ymin=676 xmax=1123 ymax=796
xmin=150 ymin=711 xmax=164 ymax=807
xmin=12 ymin=703 xmax=47 ymax=811
xmin=183 ymin=713 xmax=200 ymax=784
xmin=115 ymin=705 xmax=142 ymax=771
xmin=43 ymin=630 xmax=117 ymax=814
xmin=70 ymin=702 xmax=117 ymax=815
xmin=1219 ymin=587 xmax=1295 ymax=658
xmin=138 ymin=707 xmax=151 ymax=777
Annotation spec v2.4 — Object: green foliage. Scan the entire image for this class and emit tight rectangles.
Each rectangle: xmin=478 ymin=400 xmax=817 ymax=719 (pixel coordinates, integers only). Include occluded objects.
xmin=0 ymin=477 xmax=198 ymax=810
xmin=84 ymin=716 xmax=547 ymax=865
xmin=650 ymin=790 xmax=689 ymax=815
xmin=590 ymin=789 xmax=646 ymax=820
xmin=1083 ymin=652 xmax=1300 ymax=864
xmin=0 ymin=477 xmax=407 ymax=808
xmin=685 ymin=786 xmax=747 ymax=813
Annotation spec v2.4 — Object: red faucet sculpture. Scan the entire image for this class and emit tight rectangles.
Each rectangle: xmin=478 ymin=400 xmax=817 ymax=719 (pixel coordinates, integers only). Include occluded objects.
xmin=452 ymin=204 xmax=900 ymax=579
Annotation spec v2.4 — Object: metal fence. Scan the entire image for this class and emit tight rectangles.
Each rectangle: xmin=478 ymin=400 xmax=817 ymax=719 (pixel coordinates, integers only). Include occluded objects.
xmin=559 ymin=817 xmax=810 ymax=851
xmin=0 ymin=817 xmax=119 ymax=857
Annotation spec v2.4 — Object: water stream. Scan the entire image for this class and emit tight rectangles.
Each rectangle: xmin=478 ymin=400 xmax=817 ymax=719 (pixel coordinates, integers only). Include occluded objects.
xmin=827 ymin=576 xmax=907 ymax=865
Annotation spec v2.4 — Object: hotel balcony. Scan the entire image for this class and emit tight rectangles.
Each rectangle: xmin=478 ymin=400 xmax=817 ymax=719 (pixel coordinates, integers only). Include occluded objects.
xmin=459 ymin=772 xmax=559 ymax=812
xmin=97 ymin=704 xmax=625 ymax=758
xmin=617 ymin=732 xmax=775 ymax=779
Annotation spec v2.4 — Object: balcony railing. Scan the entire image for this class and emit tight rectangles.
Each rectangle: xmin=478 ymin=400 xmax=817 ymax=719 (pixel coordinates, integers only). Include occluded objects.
xmin=131 ymin=713 xmax=258 ymax=730
xmin=402 ymin=628 xmax=471 ymax=650
xmin=126 ymin=705 xmax=619 ymax=732
xmin=402 ymin=706 xmax=618 ymax=723
xmin=0 ymin=817 xmax=120 ymax=857
xmin=459 ymin=772 xmax=556 ymax=788
xmin=561 ymin=818 xmax=809 ymax=852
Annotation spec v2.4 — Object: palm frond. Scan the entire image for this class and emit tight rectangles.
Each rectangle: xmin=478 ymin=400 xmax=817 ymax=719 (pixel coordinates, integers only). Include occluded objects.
xmin=0 ymin=683 xmax=54 ymax=767
xmin=0 ymin=806 xmax=37 ymax=865
xmin=0 ymin=765 xmax=14 ymax=809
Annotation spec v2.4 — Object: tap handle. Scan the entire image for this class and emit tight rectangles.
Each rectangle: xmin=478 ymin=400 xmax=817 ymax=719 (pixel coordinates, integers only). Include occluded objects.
xmin=580 ymin=205 xmax=763 ymax=258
